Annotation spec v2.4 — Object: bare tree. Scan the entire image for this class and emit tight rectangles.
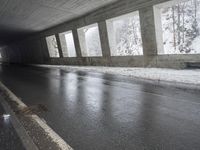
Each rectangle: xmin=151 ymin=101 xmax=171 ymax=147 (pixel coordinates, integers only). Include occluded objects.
xmin=172 ymin=6 xmax=177 ymax=50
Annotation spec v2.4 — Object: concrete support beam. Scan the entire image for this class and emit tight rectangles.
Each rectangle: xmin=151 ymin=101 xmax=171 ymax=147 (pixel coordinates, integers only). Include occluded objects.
xmin=139 ymin=6 xmax=158 ymax=67
xmin=41 ymin=37 xmax=50 ymax=60
xmin=139 ymin=6 xmax=157 ymax=56
xmin=55 ymin=34 xmax=63 ymax=58
xmin=72 ymin=29 xmax=82 ymax=58
xmin=77 ymin=28 xmax=88 ymax=57
xmin=59 ymin=33 xmax=68 ymax=57
xmin=153 ymin=5 xmax=164 ymax=54
xmin=98 ymin=21 xmax=111 ymax=58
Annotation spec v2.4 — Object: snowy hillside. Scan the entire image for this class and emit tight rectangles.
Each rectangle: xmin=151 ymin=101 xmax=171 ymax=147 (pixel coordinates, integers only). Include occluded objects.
xmin=161 ymin=0 xmax=200 ymax=54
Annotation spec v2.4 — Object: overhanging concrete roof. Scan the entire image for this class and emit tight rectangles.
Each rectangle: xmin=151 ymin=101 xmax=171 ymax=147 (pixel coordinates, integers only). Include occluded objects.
xmin=0 ymin=0 xmax=118 ymax=44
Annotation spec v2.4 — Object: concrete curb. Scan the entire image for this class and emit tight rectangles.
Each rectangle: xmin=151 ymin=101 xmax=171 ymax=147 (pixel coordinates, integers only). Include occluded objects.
xmin=0 ymin=81 xmax=73 ymax=150
xmin=0 ymin=95 xmax=39 ymax=150
xmin=126 ymin=76 xmax=200 ymax=90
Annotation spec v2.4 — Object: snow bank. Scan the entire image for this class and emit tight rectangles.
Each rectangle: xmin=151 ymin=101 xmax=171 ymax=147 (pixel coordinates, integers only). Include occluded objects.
xmin=33 ymin=65 xmax=200 ymax=90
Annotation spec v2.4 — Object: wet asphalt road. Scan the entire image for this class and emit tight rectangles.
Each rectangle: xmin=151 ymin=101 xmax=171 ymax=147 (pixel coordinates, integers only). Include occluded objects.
xmin=0 ymin=98 xmax=25 ymax=150
xmin=0 ymin=64 xmax=200 ymax=150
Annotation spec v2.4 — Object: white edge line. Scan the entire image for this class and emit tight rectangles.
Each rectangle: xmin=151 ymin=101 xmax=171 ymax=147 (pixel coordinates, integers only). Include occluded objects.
xmin=32 ymin=115 xmax=73 ymax=150
xmin=0 ymin=95 xmax=39 ymax=150
xmin=0 ymin=81 xmax=73 ymax=150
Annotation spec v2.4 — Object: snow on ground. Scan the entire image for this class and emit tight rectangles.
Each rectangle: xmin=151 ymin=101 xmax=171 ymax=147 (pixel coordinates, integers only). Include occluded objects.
xmin=34 ymin=65 xmax=200 ymax=89
xmin=191 ymin=36 xmax=200 ymax=53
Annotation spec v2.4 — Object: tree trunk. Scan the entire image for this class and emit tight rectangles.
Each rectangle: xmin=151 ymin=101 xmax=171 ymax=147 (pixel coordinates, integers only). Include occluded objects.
xmin=172 ymin=6 xmax=176 ymax=50
xmin=194 ymin=0 xmax=197 ymax=23
xmin=177 ymin=5 xmax=181 ymax=45
xmin=182 ymin=3 xmax=185 ymax=43
xmin=194 ymin=0 xmax=198 ymax=36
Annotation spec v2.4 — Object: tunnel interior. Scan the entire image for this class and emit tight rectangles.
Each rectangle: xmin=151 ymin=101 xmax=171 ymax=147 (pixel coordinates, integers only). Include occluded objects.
xmin=0 ymin=1 xmax=200 ymax=150
xmin=0 ymin=0 xmax=199 ymax=69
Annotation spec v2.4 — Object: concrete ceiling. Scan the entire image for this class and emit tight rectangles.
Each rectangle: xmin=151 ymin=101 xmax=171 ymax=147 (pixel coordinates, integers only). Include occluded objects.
xmin=0 ymin=0 xmax=118 ymax=44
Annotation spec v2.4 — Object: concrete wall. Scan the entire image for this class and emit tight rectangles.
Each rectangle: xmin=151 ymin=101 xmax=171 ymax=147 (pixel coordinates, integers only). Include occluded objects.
xmin=1 ymin=0 xmax=200 ymax=69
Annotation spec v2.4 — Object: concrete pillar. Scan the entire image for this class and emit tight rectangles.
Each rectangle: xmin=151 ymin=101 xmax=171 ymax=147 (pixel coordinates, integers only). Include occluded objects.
xmin=77 ymin=29 xmax=87 ymax=57
xmin=41 ymin=37 xmax=50 ymax=60
xmin=59 ymin=33 xmax=68 ymax=57
xmin=154 ymin=5 xmax=164 ymax=54
xmin=106 ymin=20 xmax=116 ymax=56
xmin=72 ymin=29 xmax=82 ymax=58
xmin=139 ymin=6 xmax=158 ymax=67
xmin=55 ymin=34 xmax=63 ymax=58
xmin=98 ymin=21 xmax=111 ymax=58
xmin=139 ymin=6 xmax=157 ymax=56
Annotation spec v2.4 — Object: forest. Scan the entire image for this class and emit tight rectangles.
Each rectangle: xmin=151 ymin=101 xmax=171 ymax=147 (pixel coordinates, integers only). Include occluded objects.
xmin=161 ymin=0 xmax=200 ymax=54
xmin=112 ymin=14 xmax=143 ymax=56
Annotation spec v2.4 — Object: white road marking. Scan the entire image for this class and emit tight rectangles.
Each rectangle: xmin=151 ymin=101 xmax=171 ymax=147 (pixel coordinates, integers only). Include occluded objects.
xmin=0 ymin=95 xmax=39 ymax=150
xmin=0 ymin=81 xmax=73 ymax=150
xmin=32 ymin=115 xmax=73 ymax=150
